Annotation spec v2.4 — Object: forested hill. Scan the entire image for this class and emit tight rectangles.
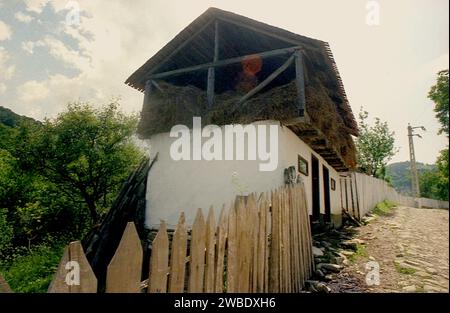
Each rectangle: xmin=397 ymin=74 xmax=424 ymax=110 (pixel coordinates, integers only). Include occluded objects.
xmin=0 ymin=106 xmax=38 ymax=127
xmin=386 ymin=161 xmax=436 ymax=195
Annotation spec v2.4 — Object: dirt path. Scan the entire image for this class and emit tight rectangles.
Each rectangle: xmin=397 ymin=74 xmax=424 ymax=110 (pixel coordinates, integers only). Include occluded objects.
xmin=332 ymin=206 xmax=449 ymax=293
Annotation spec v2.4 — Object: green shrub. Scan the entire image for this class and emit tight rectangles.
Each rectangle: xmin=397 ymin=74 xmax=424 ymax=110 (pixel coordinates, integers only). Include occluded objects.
xmin=373 ymin=200 xmax=396 ymax=216
xmin=0 ymin=208 xmax=13 ymax=260
xmin=1 ymin=244 xmax=64 ymax=293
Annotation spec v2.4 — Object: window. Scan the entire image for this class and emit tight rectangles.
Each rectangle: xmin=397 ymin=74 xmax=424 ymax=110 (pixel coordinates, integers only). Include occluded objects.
xmin=331 ymin=178 xmax=336 ymax=191
xmin=298 ymin=155 xmax=309 ymax=176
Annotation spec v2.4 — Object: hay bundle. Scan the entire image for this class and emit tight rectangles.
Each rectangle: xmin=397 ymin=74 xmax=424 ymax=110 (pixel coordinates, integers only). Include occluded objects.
xmin=137 ymin=79 xmax=356 ymax=167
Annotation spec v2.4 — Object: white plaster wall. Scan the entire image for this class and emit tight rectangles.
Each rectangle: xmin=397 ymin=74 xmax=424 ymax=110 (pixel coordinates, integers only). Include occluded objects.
xmin=280 ymin=125 xmax=342 ymax=216
xmin=145 ymin=120 xmax=344 ymax=229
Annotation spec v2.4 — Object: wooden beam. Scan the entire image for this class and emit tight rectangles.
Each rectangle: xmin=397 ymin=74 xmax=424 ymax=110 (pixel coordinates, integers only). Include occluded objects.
xmin=298 ymin=130 xmax=319 ymax=137
xmin=142 ymin=19 xmax=215 ymax=82
xmin=310 ymin=139 xmax=327 ymax=148
xmin=151 ymin=80 xmax=163 ymax=92
xmin=217 ymin=16 xmax=308 ymax=48
xmin=237 ymin=54 xmax=295 ymax=105
xmin=143 ymin=80 xmax=152 ymax=108
xmin=294 ymin=50 xmax=306 ymax=117
xmin=147 ymin=46 xmax=303 ymax=80
xmin=207 ymin=20 xmax=219 ymax=108
xmin=283 ymin=116 xmax=309 ymax=126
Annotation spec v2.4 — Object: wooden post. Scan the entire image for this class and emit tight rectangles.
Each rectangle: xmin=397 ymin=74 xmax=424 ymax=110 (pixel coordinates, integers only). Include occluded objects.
xmin=48 ymin=241 xmax=97 ymax=293
xmin=106 ymin=222 xmax=143 ymax=293
xmin=236 ymin=54 xmax=295 ymax=106
xmin=148 ymin=221 xmax=169 ymax=293
xmin=168 ymin=213 xmax=187 ymax=293
xmin=207 ymin=20 xmax=219 ymax=108
xmin=143 ymin=80 xmax=152 ymax=109
xmin=294 ymin=50 xmax=306 ymax=117
xmin=188 ymin=209 xmax=206 ymax=292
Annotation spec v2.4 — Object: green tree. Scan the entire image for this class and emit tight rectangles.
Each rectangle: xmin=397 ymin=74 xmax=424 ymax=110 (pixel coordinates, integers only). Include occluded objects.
xmin=356 ymin=108 xmax=398 ymax=177
xmin=20 ymin=101 xmax=142 ymax=224
xmin=427 ymin=70 xmax=449 ymax=201
xmin=428 ymin=69 xmax=449 ymax=137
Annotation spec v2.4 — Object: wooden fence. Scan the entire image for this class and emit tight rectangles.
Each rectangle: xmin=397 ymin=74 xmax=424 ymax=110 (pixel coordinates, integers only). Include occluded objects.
xmin=47 ymin=184 xmax=314 ymax=293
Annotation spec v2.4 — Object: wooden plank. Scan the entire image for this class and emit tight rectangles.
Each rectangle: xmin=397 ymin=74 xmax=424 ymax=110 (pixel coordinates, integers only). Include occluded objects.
xmin=143 ymin=80 xmax=152 ymax=108
xmin=299 ymin=184 xmax=308 ymax=285
xmin=257 ymin=194 xmax=268 ymax=292
xmin=296 ymin=185 xmax=305 ymax=290
xmin=106 ymin=222 xmax=143 ymax=293
xmin=148 ymin=46 xmax=303 ymax=80
xmin=264 ymin=194 xmax=270 ymax=293
xmin=287 ymin=187 xmax=296 ymax=292
xmin=294 ymin=50 xmax=306 ymax=116
xmin=236 ymin=196 xmax=251 ymax=293
xmin=217 ymin=16 xmax=306 ymax=47
xmin=269 ymin=190 xmax=280 ymax=292
xmin=188 ymin=208 xmax=206 ymax=292
xmin=302 ymin=183 xmax=314 ymax=276
xmin=237 ymin=54 xmax=295 ymax=105
xmin=48 ymin=241 xmax=97 ymax=293
xmin=248 ymin=194 xmax=259 ymax=292
xmin=285 ymin=188 xmax=290 ymax=292
xmin=168 ymin=213 xmax=187 ymax=293
xmin=142 ymin=19 xmax=215 ymax=81
xmin=226 ymin=202 xmax=237 ymax=292
xmin=214 ymin=206 xmax=228 ymax=292
xmin=207 ymin=20 xmax=219 ymax=107
xmin=148 ymin=221 xmax=169 ymax=293
xmin=204 ymin=207 xmax=216 ymax=292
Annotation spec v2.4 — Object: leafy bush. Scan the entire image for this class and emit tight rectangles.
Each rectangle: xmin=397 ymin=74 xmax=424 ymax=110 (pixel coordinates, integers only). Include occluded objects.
xmin=0 ymin=208 xmax=13 ymax=256
xmin=1 ymin=244 xmax=64 ymax=293
xmin=372 ymin=200 xmax=396 ymax=216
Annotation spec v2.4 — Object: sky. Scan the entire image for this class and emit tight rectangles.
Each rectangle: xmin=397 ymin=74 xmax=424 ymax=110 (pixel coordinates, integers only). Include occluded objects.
xmin=0 ymin=0 xmax=448 ymax=164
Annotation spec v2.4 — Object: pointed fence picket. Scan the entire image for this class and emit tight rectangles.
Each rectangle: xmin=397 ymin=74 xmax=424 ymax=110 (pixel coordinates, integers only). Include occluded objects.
xmin=47 ymin=184 xmax=314 ymax=293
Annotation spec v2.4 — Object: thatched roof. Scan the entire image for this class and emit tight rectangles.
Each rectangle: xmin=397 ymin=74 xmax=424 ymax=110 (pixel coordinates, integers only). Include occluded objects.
xmin=125 ymin=8 xmax=358 ymax=170
xmin=126 ymin=7 xmax=357 ymax=135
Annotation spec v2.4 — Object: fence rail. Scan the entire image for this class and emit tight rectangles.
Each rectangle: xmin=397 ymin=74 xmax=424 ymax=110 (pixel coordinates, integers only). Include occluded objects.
xmin=48 ymin=184 xmax=314 ymax=293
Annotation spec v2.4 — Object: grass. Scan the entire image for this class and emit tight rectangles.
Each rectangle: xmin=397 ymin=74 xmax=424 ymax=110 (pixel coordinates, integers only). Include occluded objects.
xmin=372 ymin=200 xmax=397 ymax=216
xmin=394 ymin=262 xmax=416 ymax=275
xmin=0 ymin=244 xmax=64 ymax=293
xmin=348 ymin=243 xmax=368 ymax=262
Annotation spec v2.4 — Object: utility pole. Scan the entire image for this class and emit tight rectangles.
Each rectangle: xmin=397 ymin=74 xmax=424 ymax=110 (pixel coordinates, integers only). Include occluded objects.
xmin=407 ymin=124 xmax=426 ymax=197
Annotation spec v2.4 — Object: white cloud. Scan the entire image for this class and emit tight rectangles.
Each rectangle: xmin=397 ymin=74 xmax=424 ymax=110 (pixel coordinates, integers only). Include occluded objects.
xmin=6 ymin=0 xmax=448 ymax=164
xmin=18 ymin=80 xmax=50 ymax=102
xmin=14 ymin=11 xmax=35 ymax=23
xmin=41 ymin=35 xmax=90 ymax=70
xmin=16 ymin=73 xmax=103 ymax=119
xmin=0 ymin=47 xmax=14 ymax=95
xmin=24 ymin=0 xmax=67 ymax=14
xmin=0 ymin=20 xmax=12 ymax=41
xmin=0 ymin=82 xmax=7 ymax=94
xmin=21 ymin=40 xmax=45 ymax=54
xmin=23 ymin=0 xmax=50 ymax=13
xmin=0 ymin=48 xmax=15 ymax=80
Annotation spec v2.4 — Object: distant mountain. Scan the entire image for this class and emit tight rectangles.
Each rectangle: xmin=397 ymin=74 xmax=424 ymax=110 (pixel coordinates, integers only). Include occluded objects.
xmin=0 ymin=106 xmax=37 ymax=127
xmin=386 ymin=161 xmax=436 ymax=195
xmin=0 ymin=106 xmax=40 ymax=150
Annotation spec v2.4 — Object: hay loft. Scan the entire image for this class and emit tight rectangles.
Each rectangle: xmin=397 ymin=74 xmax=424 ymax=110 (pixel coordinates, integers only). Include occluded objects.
xmin=125 ymin=7 xmax=358 ymax=171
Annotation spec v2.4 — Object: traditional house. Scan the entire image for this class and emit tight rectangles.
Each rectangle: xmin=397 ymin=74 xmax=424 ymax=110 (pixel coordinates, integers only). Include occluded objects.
xmin=125 ymin=8 xmax=358 ymax=229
